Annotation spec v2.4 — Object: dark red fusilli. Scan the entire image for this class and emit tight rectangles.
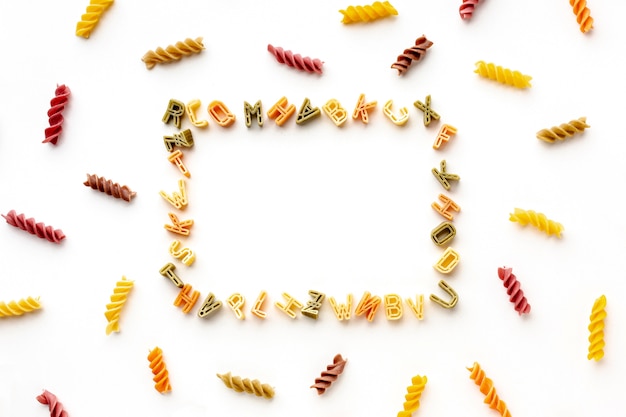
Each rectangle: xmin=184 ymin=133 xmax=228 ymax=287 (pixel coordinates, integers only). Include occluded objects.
xmin=43 ymin=84 xmax=71 ymax=145
xmin=2 ymin=210 xmax=65 ymax=243
xmin=497 ymin=267 xmax=531 ymax=315
xmin=459 ymin=0 xmax=481 ymax=19
xmin=36 ymin=389 xmax=69 ymax=417
xmin=267 ymin=44 xmax=323 ymax=74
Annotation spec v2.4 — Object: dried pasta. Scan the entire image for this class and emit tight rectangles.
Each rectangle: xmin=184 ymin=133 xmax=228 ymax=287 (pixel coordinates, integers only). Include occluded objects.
xmin=267 ymin=44 xmax=323 ymax=74
xmin=43 ymin=84 xmax=71 ymax=145
xmin=509 ymin=208 xmax=563 ymax=238
xmin=311 ymin=354 xmax=348 ymax=395
xmin=216 ymin=372 xmax=275 ymax=399
xmin=104 ymin=276 xmax=134 ymax=335
xmin=148 ymin=346 xmax=172 ymax=393
xmin=76 ymin=0 xmax=113 ymax=39
xmin=84 ymin=174 xmax=136 ymax=202
xmin=142 ymin=37 xmax=205 ymax=69
xmin=391 ymin=36 xmax=433 ymax=75
xmin=587 ymin=294 xmax=606 ymax=361
xmin=0 ymin=296 xmax=41 ymax=317
xmin=570 ymin=0 xmax=593 ymax=33
xmin=497 ymin=267 xmax=530 ymax=315
xmin=474 ymin=61 xmax=532 ymax=88
xmin=459 ymin=0 xmax=481 ymax=19
xmin=339 ymin=1 xmax=398 ymax=23
xmin=536 ymin=117 xmax=589 ymax=143
xmin=467 ymin=362 xmax=512 ymax=417
xmin=36 ymin=389 xmax=69 ymax=417
xmin=1 ymin=210 xmax=65 ymax=243
xmin=398 ymin=375 xmax=427 ymax=417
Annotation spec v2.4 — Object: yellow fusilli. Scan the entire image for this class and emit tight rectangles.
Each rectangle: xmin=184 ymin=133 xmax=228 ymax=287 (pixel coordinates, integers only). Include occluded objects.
xmin=398 ymin=375 xmax=427 ymax=417
xmin=104 ymin=276 xmax=134 ymax=335
xmin=142 ymin=38 xmax=205 ymax=69
xmin=76 ymin=0 xmax=114 ymax=39
xmin=587 ymin=295 xmax=606 ymax=361
xmin=339 ymin=1 xmax=398 ymax=23
xmin=474 ymin=61 xmax=532 ymax=88
xmin=509 ymin=208 xmax=563 ymax=238
xmin=0 ymin=296 xmax=41 ymax=317
xmin=536 ymin=117 xmax=589 ymax=143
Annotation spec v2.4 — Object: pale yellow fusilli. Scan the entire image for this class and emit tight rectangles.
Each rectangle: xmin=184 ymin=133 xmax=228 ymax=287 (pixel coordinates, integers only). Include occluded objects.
xmin=0 ymin=296 xmax=41 ymax=317
xmin=216 ymin=372 xmax=275 ymax=399
xmin=536 ymin=117 xmax=589 ymax=143
xmin=76 ymin=0 xmax=114 ymax=39
xmin=142 ymin=38 xmax=205 ymax=69
xmin=104 ymin=276 xmax=134 ymax=335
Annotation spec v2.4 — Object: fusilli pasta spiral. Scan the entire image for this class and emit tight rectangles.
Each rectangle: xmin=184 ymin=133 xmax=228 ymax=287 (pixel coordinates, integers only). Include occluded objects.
xmin=536 ymin=117 xmax=589 ymax=143
xmin=267 ymin=45 xmax=323 ymax=74
xmin=83 ymin=174 xmax=136 ymax=202
xmin=43 ymin=84 xmax=71 ymax=145
xmin=398 ymin=375 xmax=427 ymax=417
xmin=217 ymin=372 xmax=275 ymax=399
xmin=509 ymin=208 xmax=563 ymax=238
xmin=0 ymin=296 xmax=41 ymax=317
xmin=104 ymin=276 xmax=134 ymax=335
xmin=1 ymin=210 xmax=65 ymax=243
xmin=36 ymin=390 xmax=69 ymax=417
xmin=148 ymin=346 xmax=172 ymax=393
xmin=339 ymin=1 xmax=398 ymax=23
xmin=587 ymin=295 xmax=606 ymax=361
xmin=497 ymin=267 xmax=530 ymax=315
xmin=310 ymin=354 xmax=348 ymax=395
xmin=459 ymin=0 xmax=481 ymax=19
xmin=391 ymin=36 xmax=433 ymax=75
xmin=569 ymin=0 xmax=593 ymax=33
xmin=76 ymin=0 xmax=114 ymax=38
xmin=142 ymin=37 xmax=205 ymax=70
xmin=474 ymin=61 xmax=532 ymax=88
xmin=467 ymin=362 xmax=512 ymax=417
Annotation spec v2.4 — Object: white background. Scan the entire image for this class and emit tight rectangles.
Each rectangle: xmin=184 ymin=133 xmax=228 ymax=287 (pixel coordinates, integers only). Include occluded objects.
xmin=0 ymin=0 xmax=624 ymax=416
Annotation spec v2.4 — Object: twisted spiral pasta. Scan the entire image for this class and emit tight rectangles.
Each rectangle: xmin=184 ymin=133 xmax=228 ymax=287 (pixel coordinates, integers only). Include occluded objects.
xmin=310 ymin=354 xmax=348 ymax=395
xmin=36 ymin=390 xmax=68 ymax=417
xmin=339 ymin=1 xmax=398 ymax=23
xmin=497 ymin=267 xmax=530 ymax=315
xmin=2 ymin=210 xmax=65 ymax=243
xmin=148 ymin=346 xmax=172 ymax=393
xmin=587 ymin=295 xmax=606 ymax=361
xmin=43 ymin=84 xmax=71 ymax=145
xmin=474 ymin=61 xmax=532 ymax=88
xmin=267 ymin=45 xmax=323 ymax=74
xmin=105 ymin=276 xmax=134 ymax=335
xmin=83 ymin=174 xmax=136 ymax=202
xmin=216 ymin=372 xmax=275 ymax=399
xmin=509 ymin=208 xmax=564 ymax=238
xmin=391 ymin=36 xmax=433 ymax=75
xmin=142 ymin=37 xmax=205 ymax=70
xmin=569 ymin=0 xmax=593 ymax=33
xmin=76 ymin=0 xmax=114 ymax=38
xmin=536 ymin=117 xmax=589 ymax=143
xmin=0 ymin=296 xmax=41 ymax=317
xmin=467 ymin=362 xmax=512 ymax=417
xmin=459 ymin=0 xmax=481 ymax=19
xmin=398 ymin=375 xmax=427 ymax=417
